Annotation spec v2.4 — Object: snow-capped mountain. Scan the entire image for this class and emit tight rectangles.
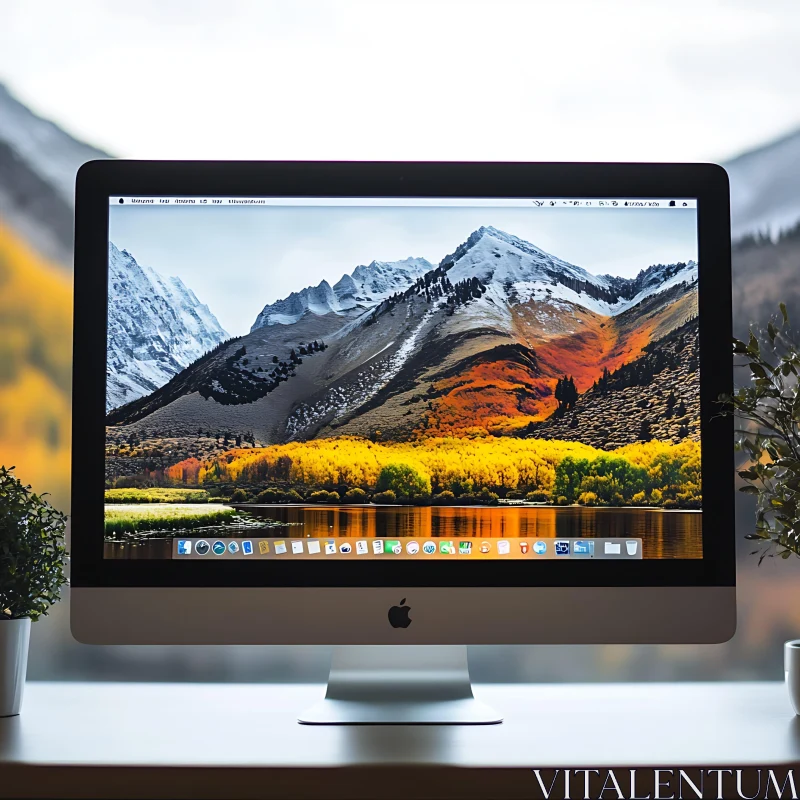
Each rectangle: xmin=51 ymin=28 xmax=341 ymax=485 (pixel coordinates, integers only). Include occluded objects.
xmin=441 ymin=226 xmax=696 ymax=318
xmin=444 ymin=226 xmax=606 ymax=290
xmin=106 ymin=243 xmax=228 ymax=411
xmin=248 ymin=227 xmax=695 ymax=339
xmin=110 ymin=224 xmax=698 ymax=447
xmin=0 ymin=83 xmax=108 ymax=266
xmin=334 ymin=257 xmax=433 ymax=309
xmin=724 ymin=127 xmax=800 ymax=240
xmin=251 ymin=256 xmax=432 ymax=329
xmin=251 ymin=279 xmax=340 ymax=328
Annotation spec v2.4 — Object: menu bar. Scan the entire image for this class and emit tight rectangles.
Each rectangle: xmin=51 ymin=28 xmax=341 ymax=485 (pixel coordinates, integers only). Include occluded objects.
xmin=172 ymin=537 xmax=643 ymax=560
xmin=110 ymin=196 xmax=697 ymax=209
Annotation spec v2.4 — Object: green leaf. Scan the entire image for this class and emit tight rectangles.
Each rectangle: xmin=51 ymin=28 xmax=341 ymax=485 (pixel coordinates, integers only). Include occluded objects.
xmin=781 ymin=302 xmax=789 ymax=324
xmin=0 ymin=465 xmax=68 ymax=621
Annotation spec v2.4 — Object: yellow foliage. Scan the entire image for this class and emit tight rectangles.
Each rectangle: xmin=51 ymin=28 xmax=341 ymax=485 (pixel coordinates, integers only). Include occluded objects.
xmin=0 ymin=223 xmax=72 ymax=392
xmin=192 ymin=436 xmax=699 ymax=501
xmin=0 ymin=366 xmax=72 ymax=510
xmin=0 ymin=224 xmax=72 ymax=509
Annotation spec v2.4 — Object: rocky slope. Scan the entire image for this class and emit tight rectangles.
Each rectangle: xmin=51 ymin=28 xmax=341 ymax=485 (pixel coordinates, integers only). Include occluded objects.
xmin=528 ymin=319 xmax=700 ymax=449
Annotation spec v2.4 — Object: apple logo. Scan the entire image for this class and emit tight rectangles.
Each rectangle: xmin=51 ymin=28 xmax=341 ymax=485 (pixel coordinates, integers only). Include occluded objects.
xmin=388 ymin=598 xmax=412 ymax=628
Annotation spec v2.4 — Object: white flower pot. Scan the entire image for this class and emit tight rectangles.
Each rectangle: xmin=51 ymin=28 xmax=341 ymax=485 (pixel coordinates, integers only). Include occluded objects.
xmin=0 ymin=618 xmax=31 ymax=717
xmin=785 ymin=639 xmax=800 ymax=715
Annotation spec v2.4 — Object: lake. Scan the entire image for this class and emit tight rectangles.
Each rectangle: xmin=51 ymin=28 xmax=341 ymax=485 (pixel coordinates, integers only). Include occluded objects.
xmin=104 ymin=504 xmax=702 ymax=559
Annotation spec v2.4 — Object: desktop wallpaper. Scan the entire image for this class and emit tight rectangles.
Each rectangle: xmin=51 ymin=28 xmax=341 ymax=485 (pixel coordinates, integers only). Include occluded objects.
xmin=103 ymin=203 xmax=701 ymax=559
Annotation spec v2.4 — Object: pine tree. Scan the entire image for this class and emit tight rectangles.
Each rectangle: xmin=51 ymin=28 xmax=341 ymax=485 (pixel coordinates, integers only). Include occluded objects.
xmin=566 ymin=377 xmax=578 ymax=410
xmin=598 ymin=367 xmax=610 ymax=394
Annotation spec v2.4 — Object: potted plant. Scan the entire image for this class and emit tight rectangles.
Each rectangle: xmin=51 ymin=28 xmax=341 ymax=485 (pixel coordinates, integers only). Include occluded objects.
xmin=0 ymin=465 xmax=68 ymax=716
xmin=722 ymin=304 xmax=800 ymax=713
xmin=724 ymin=303 xmax=800 ymax=563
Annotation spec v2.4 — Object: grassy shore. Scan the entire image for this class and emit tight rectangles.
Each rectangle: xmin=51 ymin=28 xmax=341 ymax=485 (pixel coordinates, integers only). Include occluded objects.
xmin=104 ymin=503 xmax=235 ymax=535
xmin=104 ymin=488 xmax=212 ymax=504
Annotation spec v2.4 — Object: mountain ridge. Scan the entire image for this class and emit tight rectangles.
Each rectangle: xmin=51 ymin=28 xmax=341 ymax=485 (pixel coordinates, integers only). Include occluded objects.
xmin=438 ymin=225 xmax=696 ymax=315
xmin=251 ymin=256 xmax=434 ymax=329
xmin=250 ymin=225 xmax=697 ymax=336
xmin=106 ymin=224 xmax=698 ymax=450
xmin=725 ymin=126 xmax=800 ymax=239
xmin=0 ymin=83 xmax=109 ymax=267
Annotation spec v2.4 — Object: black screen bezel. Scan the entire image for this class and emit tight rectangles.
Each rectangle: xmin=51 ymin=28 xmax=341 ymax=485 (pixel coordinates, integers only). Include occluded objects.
xmin=71 ymin=160 xmax=734 ymax=588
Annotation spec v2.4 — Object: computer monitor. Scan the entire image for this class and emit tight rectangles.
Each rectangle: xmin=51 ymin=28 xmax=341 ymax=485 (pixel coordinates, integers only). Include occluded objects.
xmin=71 ymin=161 xmax=734 ymax=723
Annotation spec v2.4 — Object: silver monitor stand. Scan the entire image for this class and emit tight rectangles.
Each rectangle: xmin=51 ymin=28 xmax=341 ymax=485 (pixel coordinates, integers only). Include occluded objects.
xmin=298 ymin=645 xmax=502 ymax=725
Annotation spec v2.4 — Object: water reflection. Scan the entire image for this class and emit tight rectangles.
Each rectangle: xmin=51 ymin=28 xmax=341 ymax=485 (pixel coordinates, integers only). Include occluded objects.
xmin=104 ymin=506 xmax=698 ymax=560
xmin=246 ymin=505 xmax=700 ymax=559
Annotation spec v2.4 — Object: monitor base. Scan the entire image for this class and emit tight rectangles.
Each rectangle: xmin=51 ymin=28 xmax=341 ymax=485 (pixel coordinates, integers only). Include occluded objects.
xmin=298 ymin=645 xmax=502 ymax=725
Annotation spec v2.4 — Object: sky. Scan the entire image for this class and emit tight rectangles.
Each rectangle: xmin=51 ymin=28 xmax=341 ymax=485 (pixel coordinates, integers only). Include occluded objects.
xmin=1 ymin=0 xmax=800 ymax=164
xmin=109 ymin=204 xmax=697 ymax=335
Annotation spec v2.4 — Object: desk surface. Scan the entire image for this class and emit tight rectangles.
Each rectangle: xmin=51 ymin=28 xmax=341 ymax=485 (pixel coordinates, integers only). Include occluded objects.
xmin=1 ymin=681 xmax=798 ymax=799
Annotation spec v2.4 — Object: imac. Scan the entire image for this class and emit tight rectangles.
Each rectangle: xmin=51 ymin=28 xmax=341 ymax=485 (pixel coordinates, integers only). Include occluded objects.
xmin=70 ymin=161 xmax=735 ymax=724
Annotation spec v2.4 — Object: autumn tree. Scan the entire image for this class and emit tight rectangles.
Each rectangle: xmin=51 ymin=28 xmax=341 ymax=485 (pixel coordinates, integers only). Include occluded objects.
xmin=376 ymin=462 xmax=431 ymax=499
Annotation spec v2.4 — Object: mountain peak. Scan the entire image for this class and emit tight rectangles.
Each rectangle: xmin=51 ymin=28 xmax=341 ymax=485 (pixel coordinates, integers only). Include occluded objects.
xmin=436 ymin=226 xmax=698 ymax=317
xmin=440 ymin=224 xmax=587 ymax=287
xmin=251 ymin=278 xmax=340 ymax=330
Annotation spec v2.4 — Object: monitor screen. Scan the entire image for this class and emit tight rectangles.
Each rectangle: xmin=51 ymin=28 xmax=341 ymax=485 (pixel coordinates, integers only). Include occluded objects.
xmin=104 ymin=195 xmax=700 ymax=563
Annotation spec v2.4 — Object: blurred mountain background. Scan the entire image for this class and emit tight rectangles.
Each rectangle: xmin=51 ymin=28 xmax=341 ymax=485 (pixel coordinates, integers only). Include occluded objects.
xmin=5 ymin=80 xmax=800 ymax=511
xmin=2 ymin=77 xmax=800 ymax=683
xmin=0 ymin=84 xmax=105 ymax=509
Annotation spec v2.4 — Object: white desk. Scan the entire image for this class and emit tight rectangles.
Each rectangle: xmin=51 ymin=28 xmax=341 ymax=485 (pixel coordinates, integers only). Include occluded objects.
xmin=1 ymin=682 xmax=798 ymax=799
